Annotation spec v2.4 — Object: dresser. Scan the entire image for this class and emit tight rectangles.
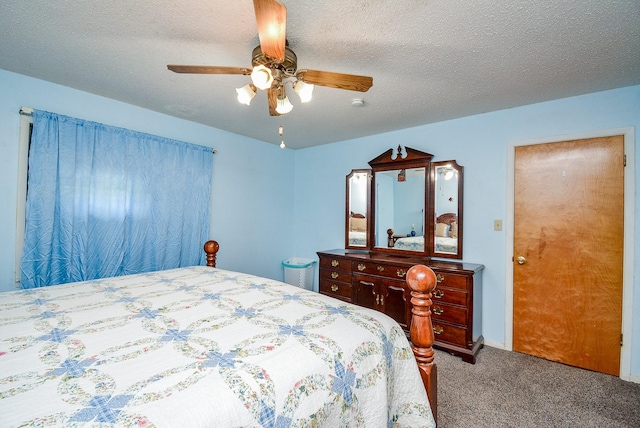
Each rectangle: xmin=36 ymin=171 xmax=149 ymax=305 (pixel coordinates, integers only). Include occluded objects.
xmin=318 ymin=249 xmax=484 ymax=363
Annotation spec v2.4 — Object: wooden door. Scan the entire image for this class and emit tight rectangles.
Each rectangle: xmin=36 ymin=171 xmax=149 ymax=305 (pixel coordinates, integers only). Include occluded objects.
xmin=513 ymin=135 xmax=624 ymax=376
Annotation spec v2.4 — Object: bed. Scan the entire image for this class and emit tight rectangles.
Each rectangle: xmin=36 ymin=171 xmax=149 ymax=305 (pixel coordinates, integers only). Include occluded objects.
xmin=390 ymin=214 xmax=458 ymax=253
xmin=0 ymin=241 xmax=438 ymax=427
xmin=434 ymin=213 xmax=458 ymax=253
xmin=347 ymin=212 xmax=367 ymax=246
xmin=394 ymin=235 xmax=425 ymax=251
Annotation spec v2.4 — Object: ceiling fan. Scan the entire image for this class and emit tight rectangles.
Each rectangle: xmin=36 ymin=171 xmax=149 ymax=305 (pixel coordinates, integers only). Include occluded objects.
xmin=167 ymin=0 xmax=373 ymax=116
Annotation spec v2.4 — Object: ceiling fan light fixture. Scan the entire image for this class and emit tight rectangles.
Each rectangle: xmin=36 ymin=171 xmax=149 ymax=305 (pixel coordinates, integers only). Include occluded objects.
xmin=293 ymin=80 xmax=314 ymax=103
xmin=251 ymin=64 xmax=274 ymax=90
xmin=236 ymin=84 xmax=257 ymax=105
xmin=275 ymin=89 xmax=293 ymax=114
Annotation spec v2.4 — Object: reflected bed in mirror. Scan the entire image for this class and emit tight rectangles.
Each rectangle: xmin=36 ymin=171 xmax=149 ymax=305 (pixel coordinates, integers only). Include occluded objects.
xmin=376 ymin=167 xmax=426 ymax=252
xmin=345 ymin=169 xmax=371 ymax=249
xmin=431 ymin=161 xmax=463 ymax=259
xmin=348 ymin=212 xmax=367 ymax=246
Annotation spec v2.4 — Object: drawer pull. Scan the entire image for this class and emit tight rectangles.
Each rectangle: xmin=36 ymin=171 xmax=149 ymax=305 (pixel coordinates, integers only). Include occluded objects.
xmin=331 ymin=260 xmax=339 ymax=267
xmin=433 ymin=289 xmax=445 ymax=299
xmin=396 ymin=269 xmax=406 ymax=278
xmin=357 ymin=263 xmax=366 ymax=271
xmin=331 ymin=272 xmax=339 ymax=279
xmin=433 ymin=325 xmax=444 ymax=335
xmin=377 ymin=266 xmax=384 ymax=272
xmin=376 ymin=294 xmax=380 ymax=305
xmin=436 ymin=274 xmax=444 ymax=283
xmin=331 ymin=284 xmax=339 ymax=292
xmin=432 ymin=306 xmax=444 ymax=316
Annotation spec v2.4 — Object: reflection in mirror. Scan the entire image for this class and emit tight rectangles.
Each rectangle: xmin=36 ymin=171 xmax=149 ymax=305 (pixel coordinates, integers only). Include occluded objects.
xmin=432 ymin=161 xmax=463 ymax=259
xmin=374 ymin=168 xmax=425 ymax=252
xmin=345 ymin=169 xmax=371 ymax=249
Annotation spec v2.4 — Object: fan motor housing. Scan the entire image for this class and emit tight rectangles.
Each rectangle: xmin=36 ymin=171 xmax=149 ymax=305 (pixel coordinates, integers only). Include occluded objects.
xmin=252 ymin=45 xmax=297 ymax=76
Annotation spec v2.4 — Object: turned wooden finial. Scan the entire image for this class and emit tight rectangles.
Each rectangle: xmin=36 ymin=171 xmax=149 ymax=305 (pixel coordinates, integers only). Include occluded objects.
xmin=203 ymin=240 xmax=220 ymax=268
xmin=387 ymin=228 xmax=395 ymax=247
xmin=406 ymin=264 xmax=438 ymax=423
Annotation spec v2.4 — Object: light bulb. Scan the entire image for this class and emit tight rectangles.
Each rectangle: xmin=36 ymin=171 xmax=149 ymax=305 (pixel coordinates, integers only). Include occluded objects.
xmin=280 ymin=140 xmax=286 ymax=149
xmin=250 ymin=65 xmax=274 ymax=90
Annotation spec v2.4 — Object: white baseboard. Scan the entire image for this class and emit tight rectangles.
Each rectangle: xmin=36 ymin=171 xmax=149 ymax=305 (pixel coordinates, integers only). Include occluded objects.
xmin=482 ymin=339 xmax=506 ymax=350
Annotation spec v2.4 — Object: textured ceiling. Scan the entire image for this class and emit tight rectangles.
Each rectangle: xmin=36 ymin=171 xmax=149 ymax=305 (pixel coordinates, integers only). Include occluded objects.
xmin=1 ymin=0 xmax=639 ymax=149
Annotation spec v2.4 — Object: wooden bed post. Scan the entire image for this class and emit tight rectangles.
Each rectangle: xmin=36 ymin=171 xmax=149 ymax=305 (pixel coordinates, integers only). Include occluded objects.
xmin=204 ymin=240 xmax=220 ymax=268
xmin=406 ymin=264 xmax=438 ymax=423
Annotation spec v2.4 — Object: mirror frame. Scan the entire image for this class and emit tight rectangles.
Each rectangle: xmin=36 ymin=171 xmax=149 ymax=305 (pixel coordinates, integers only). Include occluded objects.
xmin=368 ymin=146 xmax=433 ymax=258
xmin=345 ymin=169 xmax=372 ymax=249
xmin=430 ymin=160 xmax=464 ymax=259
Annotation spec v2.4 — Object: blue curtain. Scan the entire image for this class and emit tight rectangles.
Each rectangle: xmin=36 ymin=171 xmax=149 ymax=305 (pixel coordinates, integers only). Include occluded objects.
xmin=21 ymin=110 xmax=213 ymax=288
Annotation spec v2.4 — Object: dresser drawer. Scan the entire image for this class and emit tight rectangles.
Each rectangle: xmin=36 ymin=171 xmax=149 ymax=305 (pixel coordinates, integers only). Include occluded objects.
xmin=352 ymin=261 xmax=410 ymax=280
xmin=432 ymin=286 xmax=467 ymax=306
xmin=319 ymin=268 xmax=351 ymax=284
xmin=319 ymin=257 xmax=352 ymax=273
xmin=319 ymin=280 xmax=352 ymax=301
xmin=434 ymin=271 xmax=468 ymax=290
xmin=431 ymin=303 xmax=467 ymax=326
xmin=432 ymin=321 xmax=467 ymax=347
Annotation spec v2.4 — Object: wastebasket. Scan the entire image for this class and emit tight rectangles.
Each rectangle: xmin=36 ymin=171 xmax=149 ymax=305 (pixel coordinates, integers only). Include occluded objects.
xmin=282 ymin=257 xmax=316 ymax=290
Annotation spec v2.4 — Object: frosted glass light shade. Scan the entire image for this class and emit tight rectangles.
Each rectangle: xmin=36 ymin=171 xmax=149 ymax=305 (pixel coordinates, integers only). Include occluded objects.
xmin=250 ymin=65 xmax=274 ymax=90
xmin=276 ymin=95 xmax=293 ymax=114
xmin=294 ymin=80 xmax=314 ymax=103
xmin=236 ymin=84 xmax=256 ymax=105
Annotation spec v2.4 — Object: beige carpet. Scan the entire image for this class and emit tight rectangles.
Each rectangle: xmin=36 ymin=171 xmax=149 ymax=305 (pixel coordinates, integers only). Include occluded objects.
xmin=436 ymin=346 xmax=640 ymax=427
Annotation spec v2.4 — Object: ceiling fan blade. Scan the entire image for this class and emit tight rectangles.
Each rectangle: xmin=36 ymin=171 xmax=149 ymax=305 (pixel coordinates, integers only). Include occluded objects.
xmin=299 ymin=70 xmax=373 ymax=92
xmin=253 ymin=0 xmax=287 ymax=62
xmin=268 ymin=86 xmax=281 ymax=116
xmin=167 ymin=65 xmax=251 ymax=75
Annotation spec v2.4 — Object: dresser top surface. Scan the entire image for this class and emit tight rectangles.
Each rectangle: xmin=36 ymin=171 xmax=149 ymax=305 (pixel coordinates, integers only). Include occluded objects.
xmin=317 ymin=249 xmax=484 ymax=273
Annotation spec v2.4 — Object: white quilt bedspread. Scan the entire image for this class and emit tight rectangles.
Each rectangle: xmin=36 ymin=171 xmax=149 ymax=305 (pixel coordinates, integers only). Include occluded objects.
xmin=0 ymin=266 xmax=434 ymax=427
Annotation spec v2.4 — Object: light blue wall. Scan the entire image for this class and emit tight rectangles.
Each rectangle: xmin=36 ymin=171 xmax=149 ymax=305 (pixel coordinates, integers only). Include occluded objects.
xmin=293 ymin=85 xmax=640 ymax=377
xmin=1 ymin=68 xmax=638 ymax=378
xmin=0 ymin=69 xmax=295 ymax=291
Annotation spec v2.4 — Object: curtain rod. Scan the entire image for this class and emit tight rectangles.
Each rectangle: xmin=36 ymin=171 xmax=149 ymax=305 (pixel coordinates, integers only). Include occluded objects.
xmin=18 ymin=106 xmax=216 ymax=153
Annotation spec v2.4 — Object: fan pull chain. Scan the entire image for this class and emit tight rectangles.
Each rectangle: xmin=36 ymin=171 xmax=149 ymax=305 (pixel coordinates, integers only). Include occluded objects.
xmin=279 ymin=125 xmax=285 ymax=149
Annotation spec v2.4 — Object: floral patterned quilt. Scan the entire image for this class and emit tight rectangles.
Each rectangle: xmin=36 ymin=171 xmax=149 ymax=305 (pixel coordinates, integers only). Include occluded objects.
xmin=0 ymin=266 xmax=434 ymax=427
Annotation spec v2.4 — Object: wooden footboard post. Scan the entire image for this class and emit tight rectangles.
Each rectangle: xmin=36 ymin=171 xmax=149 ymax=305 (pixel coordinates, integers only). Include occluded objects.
xmin=204 ymin=240 xmax=220 ymax=268
xmin=406 ymin=264 xmax=438 ymax=424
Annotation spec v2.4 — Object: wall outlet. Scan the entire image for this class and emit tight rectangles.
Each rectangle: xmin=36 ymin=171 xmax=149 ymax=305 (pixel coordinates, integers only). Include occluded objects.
xmin=494 ymin=219 xmax=503 ymax=231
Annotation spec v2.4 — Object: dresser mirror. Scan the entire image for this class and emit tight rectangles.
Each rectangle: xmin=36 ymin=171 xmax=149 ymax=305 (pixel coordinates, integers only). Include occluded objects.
xmin=368 ymin=146 xmax=433 ymax=257
xmin=345 ymin=169 xmax=371 ymax=249
xmin=430 ymin=160 xmax=463 ymax=259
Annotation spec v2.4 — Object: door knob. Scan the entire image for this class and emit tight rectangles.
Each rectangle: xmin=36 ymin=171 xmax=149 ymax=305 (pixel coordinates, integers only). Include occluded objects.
xmin=516 ymin=256 xmax=526 ymax=265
